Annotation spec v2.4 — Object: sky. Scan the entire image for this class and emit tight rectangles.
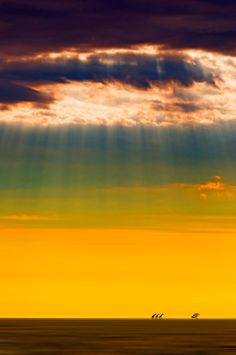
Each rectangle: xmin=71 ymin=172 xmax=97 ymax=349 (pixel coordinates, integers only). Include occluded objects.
xmin=0 ymin=0 xmax=236 ymax=318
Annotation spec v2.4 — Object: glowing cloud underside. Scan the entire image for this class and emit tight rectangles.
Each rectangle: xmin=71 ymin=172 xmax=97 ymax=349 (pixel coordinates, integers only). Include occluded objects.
xmin=0 ymin=48 xmax=236 ymax=127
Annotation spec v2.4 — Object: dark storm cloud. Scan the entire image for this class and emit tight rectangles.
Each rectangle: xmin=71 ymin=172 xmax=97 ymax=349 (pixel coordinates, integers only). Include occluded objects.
xmin=0 ymin=54 xmax=215 ymax=88
xmin=0 ymin=0 xmax=235 ymax=56
xmin=0 ymin=81 xmax=52 ymax=105
xmin=0 ymin=1 xmax=63 ymax=18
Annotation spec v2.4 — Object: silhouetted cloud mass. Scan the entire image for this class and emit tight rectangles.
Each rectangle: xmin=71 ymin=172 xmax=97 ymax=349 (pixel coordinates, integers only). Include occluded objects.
xmin=0 ymin=54 xmax=215 ymax=88
xmin=0 ymin=81 xmax=52 ymax=105
xmin=0 ymin=0 xmax=235 ymax=56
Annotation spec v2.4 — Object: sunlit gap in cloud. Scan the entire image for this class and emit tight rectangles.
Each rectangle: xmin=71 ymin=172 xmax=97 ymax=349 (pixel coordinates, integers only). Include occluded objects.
xmin=0 ymin=46 xmax=236 ymax=127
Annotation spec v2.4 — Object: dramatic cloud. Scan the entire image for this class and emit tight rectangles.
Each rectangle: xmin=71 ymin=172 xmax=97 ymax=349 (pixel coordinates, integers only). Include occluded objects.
xmin=0 ymin=0 xmax=236 ymax=56
xmin=0 ymin=53 xmax=215 ymax=88
xmin=0 ymin=81 xmax=53 ymax=105
xmin=0 ymin=47 xmax=235 ymax=127
xmin=0 ymin=1 xmax=235 ymax=126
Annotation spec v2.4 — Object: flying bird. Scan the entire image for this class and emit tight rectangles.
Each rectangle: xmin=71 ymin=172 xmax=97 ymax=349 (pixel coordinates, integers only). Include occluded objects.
xmin=159 ymin=313 xmax=164 ymax=319
xmin=152 ymin=313 xmax=156 ymax=318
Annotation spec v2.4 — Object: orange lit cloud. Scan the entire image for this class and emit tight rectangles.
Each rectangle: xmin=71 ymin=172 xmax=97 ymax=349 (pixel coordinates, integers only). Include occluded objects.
xmin=197 ymin=176 xmax=235 ymax=200
xmin=0 ymin=47 xmax=236 ymax=127
xmin=198 ymin=176 xmax=226 ymax=200
xmin=199 ymin=176 xmax=225 ymax=192
xmin=161 ymin=176 xmax=236 ymax=201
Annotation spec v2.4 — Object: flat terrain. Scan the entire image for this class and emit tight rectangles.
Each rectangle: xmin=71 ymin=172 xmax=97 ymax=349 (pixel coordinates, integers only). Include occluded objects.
xmin=0 ymin=319 xmax=235 ymax=354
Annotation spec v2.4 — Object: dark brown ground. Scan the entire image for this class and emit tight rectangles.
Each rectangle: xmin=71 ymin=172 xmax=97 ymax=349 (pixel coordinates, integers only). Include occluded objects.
xmin=0 ymin=319 xmax=236 ymax=354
